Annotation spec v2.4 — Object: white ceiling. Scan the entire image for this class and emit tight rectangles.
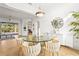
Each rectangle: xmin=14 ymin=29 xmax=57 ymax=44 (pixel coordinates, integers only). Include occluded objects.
xmin=0 ymin=3 xmax=36 ymax=19
xmin=1 ymin=3 xmax=79 ymax=19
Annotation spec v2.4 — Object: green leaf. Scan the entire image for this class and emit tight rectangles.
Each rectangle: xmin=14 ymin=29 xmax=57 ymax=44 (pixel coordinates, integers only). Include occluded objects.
xmin=72 ymin=11 xmax=79 ymax=19
xmin=70 ymin=22 xmax=79 ymax=26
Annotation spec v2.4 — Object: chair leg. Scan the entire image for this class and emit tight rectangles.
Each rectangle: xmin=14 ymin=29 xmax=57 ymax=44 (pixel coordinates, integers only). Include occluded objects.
xmin=56 ymin=52 xmax=59 ymax=56
xmin=52 ymin=52 xmax=54 ymax=56
xmin=53 ymin=52 xmax=59 ymax=56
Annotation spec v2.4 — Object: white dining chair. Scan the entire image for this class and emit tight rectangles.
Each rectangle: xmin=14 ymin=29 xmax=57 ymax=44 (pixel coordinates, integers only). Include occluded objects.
xmin=45 ymin=40 xmax=53 ymax=53
xmin=45 ymin=40 xmax=60 ymax=56
xmin=22 ymin=42 xmax=29 ymax=47
xmin=22 ymin=42 xmax=41 ymax=56
xmin=52 ymin=40 xmax=60 ymax=56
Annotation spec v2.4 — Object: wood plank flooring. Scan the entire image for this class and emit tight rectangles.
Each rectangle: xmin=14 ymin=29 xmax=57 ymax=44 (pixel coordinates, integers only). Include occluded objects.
xmin=0 ymin=43 xmax=79 ymax=56
xmin=9 ymin=45 xmax=79 ymax=56
xmin=38 ymin=46 xmax=79 ymax=56
xmin=59 ymin=46 xmax=79 ymax=56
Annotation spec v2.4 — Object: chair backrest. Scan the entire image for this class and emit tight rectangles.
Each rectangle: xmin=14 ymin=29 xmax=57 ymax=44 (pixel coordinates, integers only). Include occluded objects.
xmin=15 ymin=38 xmax=22 ymax=45
xmin=0 ymin=39 xmax=19 ymax=56
xmin=52 ymin=41 xmax=60 ymax=52
xmin=45 ymin=40 xmax=53 ymax=52
xmin=45 ymin=40 xmax=60 ymax=52
xmin=23 ymin=43 xmax=41 ymax=56
xmin=22 ymin=41 xmax=29 ymax=47
xmin=33 ymin=43 xmax=41 ymax=56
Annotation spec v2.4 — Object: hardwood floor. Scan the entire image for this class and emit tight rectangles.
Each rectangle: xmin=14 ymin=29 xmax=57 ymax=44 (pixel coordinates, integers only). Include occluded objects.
xmin=0 ymin=40 xmax=79 ymax=56
xmin=59 ymin=46 xmax=79 ymax=56
xmin=38 ymin=46 xmax=79 ymax=56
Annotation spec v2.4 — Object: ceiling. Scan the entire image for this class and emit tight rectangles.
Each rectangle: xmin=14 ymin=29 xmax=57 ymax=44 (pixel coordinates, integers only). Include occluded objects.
xmin=0 ymin=3 xmax=36 ymax=19
xmin=1 ymin=3 xmax=79 ymax=20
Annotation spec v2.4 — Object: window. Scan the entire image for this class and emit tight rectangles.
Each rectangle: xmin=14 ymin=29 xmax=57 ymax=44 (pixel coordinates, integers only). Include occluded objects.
xmin=0 ymin=22 xmax=18 ymax=33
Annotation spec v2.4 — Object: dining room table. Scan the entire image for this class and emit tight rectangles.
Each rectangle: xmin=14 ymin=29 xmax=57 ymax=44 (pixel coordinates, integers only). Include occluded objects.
xmin=18 ymin=35 xmax=52 ymax=56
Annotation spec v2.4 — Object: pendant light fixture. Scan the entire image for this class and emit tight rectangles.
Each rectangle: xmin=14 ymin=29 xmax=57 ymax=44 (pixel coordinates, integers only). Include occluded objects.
xmin=35 ymin=6 xmax=45 ymax=17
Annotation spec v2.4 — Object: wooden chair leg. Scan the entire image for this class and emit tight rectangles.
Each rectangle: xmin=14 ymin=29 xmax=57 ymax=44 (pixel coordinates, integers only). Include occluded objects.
xmin=52 ymin=52 xmax=59 ymax=56
xmin=53 ymin=52 xmax=57 ymax=56
xmin=56 ymin=52 xmax=59 ymax=56
xmin=52 ymin=52 xmax=54 ymax=56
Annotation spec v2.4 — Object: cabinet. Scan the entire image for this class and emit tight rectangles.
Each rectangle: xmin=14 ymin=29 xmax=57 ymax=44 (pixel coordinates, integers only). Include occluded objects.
xmin=60 ymin=33 xmax=79 ymax=50
xmin=73 ymin=37 xmax=79 ymax=50
xmin=57 ymin=33 xmax=73 ymax=48
xmin=65 ymin=33 xmax=73 ymax=48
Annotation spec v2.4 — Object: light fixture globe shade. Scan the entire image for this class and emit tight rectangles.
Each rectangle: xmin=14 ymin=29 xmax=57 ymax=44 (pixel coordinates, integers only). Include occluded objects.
xmin=35 ymin=11 xmax=45 ymax=17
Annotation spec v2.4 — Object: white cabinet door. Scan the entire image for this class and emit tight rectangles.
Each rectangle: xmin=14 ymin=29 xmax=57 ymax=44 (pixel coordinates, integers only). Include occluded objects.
xmin=65 ymin=33 xmax=73 ymax=48
xmin=73 ymin=38 xmax=79 ymax=50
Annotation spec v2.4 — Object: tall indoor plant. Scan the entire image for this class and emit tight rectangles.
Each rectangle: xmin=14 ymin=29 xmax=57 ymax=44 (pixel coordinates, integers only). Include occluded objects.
xmin=70 ymin=11 xmax=79 ymax=39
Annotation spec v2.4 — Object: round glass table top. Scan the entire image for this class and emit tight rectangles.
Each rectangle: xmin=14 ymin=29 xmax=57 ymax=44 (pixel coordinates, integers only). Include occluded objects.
xmin=23 ymin=39 xmax=52 ymax=42
xmin=19 ymin=35 xmax=52 ymax=42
